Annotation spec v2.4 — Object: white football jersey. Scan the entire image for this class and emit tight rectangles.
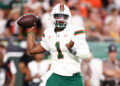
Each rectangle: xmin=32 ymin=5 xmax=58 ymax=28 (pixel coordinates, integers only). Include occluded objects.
xmin=40 ymin=25 xmax=91 ymax=76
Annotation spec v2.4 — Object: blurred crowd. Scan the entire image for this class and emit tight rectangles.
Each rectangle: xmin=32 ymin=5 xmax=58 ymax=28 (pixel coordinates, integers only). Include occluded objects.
xmin=0 ymin=0 xmax=120 ymax=86
xmin=0 ymin=43 xmax=51 ymax=86
xmin=0 ymin=0 xmax=120 ymax=42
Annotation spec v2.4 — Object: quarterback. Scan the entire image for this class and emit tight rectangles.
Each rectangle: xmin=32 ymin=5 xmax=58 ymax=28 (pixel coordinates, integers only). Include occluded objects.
xmin=27 ymin=3 xmax=91 ymax=86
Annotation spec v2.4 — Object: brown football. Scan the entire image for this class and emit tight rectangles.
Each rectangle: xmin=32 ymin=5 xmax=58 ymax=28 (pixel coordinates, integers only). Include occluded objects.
xmin=17 ymin=14 xmax=38 ymax=28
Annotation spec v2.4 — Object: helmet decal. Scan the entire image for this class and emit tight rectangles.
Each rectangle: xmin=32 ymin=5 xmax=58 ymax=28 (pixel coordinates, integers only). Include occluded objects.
xmin=60 ymin=4 xmax=64 ymax=12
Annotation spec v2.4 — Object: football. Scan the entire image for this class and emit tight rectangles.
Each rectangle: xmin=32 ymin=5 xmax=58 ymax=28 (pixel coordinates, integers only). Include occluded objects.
xmin=17 ymin=14 xmax=38 ymax=28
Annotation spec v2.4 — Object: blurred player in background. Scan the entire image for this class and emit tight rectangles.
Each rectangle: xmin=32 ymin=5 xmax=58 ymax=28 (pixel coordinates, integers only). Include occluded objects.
xmin=0 ymin=49 xmax=16 ymax=86
xmin=81 ymin=51 xmax=104 ymax=86
xmin=0 ymin=51 xmax=9 ymax=86
xmin=27 ymin=3 xmax=90 ymax=86
xmin=0 ymin=44 xmax=17 ymax=86
xmin=26 ymin=53 xmax=51 ymax=86
xmin=19 ymin=53 xmax=34 ymax=86
xmin=103 ymin=44 xmax=120 ymax=86
xmin=81 ymin=57 xmax=91 ymax=86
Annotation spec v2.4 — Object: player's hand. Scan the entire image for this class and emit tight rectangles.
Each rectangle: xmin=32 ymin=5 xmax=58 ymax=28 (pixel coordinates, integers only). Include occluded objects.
xmin=65 ymin=40 xmax=74 ymax=50
xmin=28 ymin=26 xmax=35 ymax=32
xmin=28 ymin=23 xmax=36 ymax=32
xmin=34 ymin=74 xmax=41 ymax=78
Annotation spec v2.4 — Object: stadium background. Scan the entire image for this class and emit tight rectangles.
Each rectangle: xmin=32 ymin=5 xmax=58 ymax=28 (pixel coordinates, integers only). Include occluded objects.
xmin=0 ymin=0 xmax=120 ymax=86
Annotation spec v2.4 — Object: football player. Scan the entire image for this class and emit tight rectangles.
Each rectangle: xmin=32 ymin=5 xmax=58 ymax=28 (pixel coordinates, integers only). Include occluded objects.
xmin=27 ymin=3 xmax=91 ymax=86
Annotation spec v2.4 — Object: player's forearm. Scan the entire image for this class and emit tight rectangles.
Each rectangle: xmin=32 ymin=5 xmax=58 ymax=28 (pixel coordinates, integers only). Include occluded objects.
xmin=76 ymin=40 xmax=91 ymax=59
xmin=69 ymin=47 xmax=91 ymax=58
xmin=76 ymin=50 xmax=91 ymax=59
xmin=9 ymin=74 xmax=16 ymax=86
xmin=27 ymin=32 xmax=36 ymax=53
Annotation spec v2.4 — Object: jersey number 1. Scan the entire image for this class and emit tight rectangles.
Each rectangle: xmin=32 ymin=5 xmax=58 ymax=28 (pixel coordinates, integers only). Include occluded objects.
xmin=55 ymin=42 xmax=64 ymax=59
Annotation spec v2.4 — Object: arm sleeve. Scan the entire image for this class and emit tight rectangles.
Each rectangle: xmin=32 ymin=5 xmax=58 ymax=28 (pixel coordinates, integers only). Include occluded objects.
xmin=72 ymin=26 xmax=91 ymax=59
xmin=74 ymin=39 xmax=91 ymax=59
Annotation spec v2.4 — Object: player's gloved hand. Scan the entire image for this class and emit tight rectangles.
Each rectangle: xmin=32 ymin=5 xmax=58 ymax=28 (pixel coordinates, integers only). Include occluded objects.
xmin=65 ymin=40 xmax=74 ymax=50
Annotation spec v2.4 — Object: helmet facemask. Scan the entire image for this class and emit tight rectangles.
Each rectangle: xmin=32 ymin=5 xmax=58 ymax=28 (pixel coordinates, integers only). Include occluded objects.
xmin=53 ymin=14 xmax=69 ymax=29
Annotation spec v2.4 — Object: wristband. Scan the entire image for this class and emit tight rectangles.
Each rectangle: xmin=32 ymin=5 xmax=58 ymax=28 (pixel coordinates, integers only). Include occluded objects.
xmin=69 ymin=49 xmax=77 ymax=55
xmin=28 ymin=31 xmax=34 ymax=34
xmin=27 ymin=31 xmax=35 ymax=36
